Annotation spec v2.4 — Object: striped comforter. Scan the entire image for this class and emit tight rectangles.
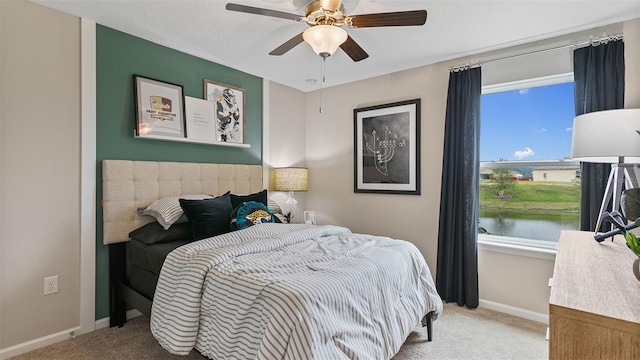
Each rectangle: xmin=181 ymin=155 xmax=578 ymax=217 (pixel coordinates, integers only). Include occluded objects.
xmin=150 ymin=224 xmax=442 ymax=359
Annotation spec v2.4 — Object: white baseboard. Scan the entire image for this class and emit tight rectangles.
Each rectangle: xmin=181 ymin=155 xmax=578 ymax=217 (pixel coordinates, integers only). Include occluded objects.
xmin=479 ymin=299 xmax=549 ymax=324
xmin=0 ymin=310 xmax=143 ymax=360
xmin=0 ymin=326 xmax=81 ymax=360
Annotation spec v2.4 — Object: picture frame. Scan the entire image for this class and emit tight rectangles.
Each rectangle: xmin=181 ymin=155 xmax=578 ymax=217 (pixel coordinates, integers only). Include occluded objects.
xmin=203 ymin=79 xmax=245 ymax=144
xmin=354 ymin=99 xmax=421 ymax=195
xmin=134 ymin=75 xmax=186 ymax=138
xmin=304 ymin=211 xmax=317 ymax=225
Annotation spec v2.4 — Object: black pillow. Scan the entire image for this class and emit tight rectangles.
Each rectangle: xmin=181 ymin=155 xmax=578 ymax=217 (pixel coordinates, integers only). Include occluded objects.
xmin=129 ymin=221 xmax=193 ymax=245
xmin=230 ymin=189 xmax=267 ymax=209
xmin=179 ymin=193 xmax=233 ymax=240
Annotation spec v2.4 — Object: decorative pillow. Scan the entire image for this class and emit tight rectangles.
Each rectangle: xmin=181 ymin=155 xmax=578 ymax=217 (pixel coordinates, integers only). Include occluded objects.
xmin=230 ymin=189 xmax=268 ymax=210
xmin=266 ymin=199 xmax=283 ymax=223
xmin=267 ymin=199 xmax=282 ymax=215
xmin=129 ymin=221 xmax=193 ymax=245
xmin=230 ymin=201 xmax=274 ymax=230
xmin=141 ymin=194 xmax=213 ymax=230
xmin=179 ymin=193 xmax=233 ymax=240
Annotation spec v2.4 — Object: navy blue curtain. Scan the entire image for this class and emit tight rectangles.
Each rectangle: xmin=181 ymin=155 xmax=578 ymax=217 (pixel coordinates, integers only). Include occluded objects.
xmin=573 ymin=40 xmax=625 ymax=231
xmin=436 ymin=67 xmax=481 ymax=308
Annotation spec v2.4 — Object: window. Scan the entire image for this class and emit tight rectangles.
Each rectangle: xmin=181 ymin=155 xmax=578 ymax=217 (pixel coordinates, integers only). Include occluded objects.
xmin=479 ymin=74 xmax=579 ymax=250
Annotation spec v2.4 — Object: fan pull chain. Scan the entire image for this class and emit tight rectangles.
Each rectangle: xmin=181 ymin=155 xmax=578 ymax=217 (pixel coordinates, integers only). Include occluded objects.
xmin=319 ymin=57 xmax=325 ymax=114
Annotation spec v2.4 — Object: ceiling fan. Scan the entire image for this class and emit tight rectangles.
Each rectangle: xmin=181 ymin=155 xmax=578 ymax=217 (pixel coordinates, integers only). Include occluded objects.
xmin=226 ymin=0 xmax=427 ymax=62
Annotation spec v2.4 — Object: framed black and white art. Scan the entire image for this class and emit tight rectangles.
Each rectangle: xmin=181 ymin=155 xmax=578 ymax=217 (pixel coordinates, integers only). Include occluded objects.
xmin=354 ymin=99 xmax=421 ymax=195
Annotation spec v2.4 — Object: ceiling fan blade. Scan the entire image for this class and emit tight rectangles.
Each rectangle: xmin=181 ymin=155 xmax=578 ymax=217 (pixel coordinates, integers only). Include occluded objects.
xmin=321 ymin=0 xmax=342 ymax=12
xmin=348 ymin=10 xmax=427 ymax=28
xmin=226 ymin=3 xmax=303 ymax=22
xmin=340 ymin=36 xmax=369 ymax=62
xmin=269 ymin=33 xmax=305 ymax=56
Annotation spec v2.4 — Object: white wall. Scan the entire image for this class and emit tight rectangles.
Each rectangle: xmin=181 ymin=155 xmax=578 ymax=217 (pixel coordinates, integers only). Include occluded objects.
xmin=0 ymin=0 xmax=81 ymax=349
xmin=265 ymin=81 xmax=308 ymax=222
xmin=478 ymin=251 xmax=553 ymax=315
xmin=304 ymin=64 xmax=448 ymax=275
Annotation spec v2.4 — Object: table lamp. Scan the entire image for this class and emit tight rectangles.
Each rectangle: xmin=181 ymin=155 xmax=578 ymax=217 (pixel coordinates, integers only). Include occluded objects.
xmin=274 ymin=167 xmax=308 ymax=204
xmin=571 ymin=108 xmax=640 ymax=231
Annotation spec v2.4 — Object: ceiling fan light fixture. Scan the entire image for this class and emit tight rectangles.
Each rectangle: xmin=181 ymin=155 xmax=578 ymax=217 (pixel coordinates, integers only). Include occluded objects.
xmin=303 ymin=25 xmax=347 ymax=58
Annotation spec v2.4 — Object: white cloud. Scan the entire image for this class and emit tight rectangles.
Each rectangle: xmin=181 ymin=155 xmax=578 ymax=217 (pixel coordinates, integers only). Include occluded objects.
xmin=514 ymin=147 xmax=535 ymax=159
xmin=538 ymin=128 xmax=547 ymax=133
xmin=565 ymin=127 xmax=572 ymax=131
xmin=519 ymin=89 xmax=529 ymax=95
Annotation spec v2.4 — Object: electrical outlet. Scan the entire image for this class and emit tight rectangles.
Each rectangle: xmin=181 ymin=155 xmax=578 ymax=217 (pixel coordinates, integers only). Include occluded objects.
xmin=44 ymin=275 xmax=58 ymax=295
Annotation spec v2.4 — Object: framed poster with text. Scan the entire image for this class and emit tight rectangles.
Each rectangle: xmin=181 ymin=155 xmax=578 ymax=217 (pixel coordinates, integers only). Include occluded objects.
xmin=134 ymin=75 xmax=186 ymax=138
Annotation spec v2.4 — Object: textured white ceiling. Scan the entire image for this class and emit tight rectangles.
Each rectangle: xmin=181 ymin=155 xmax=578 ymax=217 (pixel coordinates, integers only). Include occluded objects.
xmin=33 ymin=0 xmax=640 ymax=92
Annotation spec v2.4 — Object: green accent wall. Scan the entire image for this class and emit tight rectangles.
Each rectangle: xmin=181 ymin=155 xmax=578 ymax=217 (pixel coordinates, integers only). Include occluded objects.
xmin=95 ymin=25 xmax=263 ymax=319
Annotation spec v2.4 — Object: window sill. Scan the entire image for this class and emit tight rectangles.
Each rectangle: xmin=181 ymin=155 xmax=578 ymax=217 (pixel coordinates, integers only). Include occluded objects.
xmin=478 ymin=234 xmax=557 ymax=260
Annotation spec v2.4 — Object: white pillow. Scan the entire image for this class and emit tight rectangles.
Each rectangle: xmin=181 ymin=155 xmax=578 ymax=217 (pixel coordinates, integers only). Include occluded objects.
xmin=140 ymin=194 xmax=212 ymax=229
xmin=267 ymin=199 xmax=282 ymax=214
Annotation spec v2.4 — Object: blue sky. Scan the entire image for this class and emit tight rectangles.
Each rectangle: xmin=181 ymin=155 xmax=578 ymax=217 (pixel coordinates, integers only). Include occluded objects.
xmin=480 ymin=82 xmax=575 ymax=162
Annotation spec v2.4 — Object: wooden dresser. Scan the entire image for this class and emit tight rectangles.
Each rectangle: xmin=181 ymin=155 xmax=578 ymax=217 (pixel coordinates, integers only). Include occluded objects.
xmin=549 ymin=230 xmax=640 ymax=359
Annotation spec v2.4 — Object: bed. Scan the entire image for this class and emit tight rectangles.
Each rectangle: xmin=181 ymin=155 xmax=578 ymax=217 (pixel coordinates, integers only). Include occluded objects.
xmin=103 ymin=159 xmax=443 ymax=359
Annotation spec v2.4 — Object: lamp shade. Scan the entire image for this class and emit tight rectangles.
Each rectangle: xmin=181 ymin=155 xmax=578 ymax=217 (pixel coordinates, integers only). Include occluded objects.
xmin=274 ymin=167 xmax=308 ymax=192
xmin=303 ymin=25 xmax=347 ymax=57
xmin=571 ymin=109 xmax=640 ymax=163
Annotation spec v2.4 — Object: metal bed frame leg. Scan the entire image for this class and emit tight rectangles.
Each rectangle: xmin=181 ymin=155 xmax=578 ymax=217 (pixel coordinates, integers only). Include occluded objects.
xmin=421 ymin=311 xmax=434 ymax=341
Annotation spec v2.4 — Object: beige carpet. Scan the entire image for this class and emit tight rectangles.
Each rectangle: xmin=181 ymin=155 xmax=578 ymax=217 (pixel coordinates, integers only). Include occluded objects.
xmin=10 ymin=303 xmax=548 ymax=360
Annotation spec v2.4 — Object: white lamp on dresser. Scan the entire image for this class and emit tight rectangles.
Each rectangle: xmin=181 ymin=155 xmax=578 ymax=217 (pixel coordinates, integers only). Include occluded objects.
xmin=570 ymin=108 xmax=640 ymax=231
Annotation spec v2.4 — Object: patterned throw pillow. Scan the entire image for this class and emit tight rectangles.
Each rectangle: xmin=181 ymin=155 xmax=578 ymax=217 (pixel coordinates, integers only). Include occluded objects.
xmin=230 ymin=201 xmax=274 ymax=230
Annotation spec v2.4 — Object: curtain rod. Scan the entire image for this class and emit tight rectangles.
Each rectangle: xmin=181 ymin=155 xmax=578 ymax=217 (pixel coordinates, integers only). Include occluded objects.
xmin=449 ymin=33 xmax=623 ymax=72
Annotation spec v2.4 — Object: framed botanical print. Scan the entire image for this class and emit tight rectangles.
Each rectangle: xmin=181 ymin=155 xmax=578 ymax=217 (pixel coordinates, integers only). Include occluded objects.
xmin=354 ymin=99 xmax=421 ymax=195
xmin=134 ymin=75 xmax=186 ymax=138
xmin=203 ymin=79 xmax=245 ymax=144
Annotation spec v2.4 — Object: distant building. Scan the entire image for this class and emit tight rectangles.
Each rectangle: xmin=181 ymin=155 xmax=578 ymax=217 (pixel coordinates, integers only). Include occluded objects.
xmin=480 ymin=166 xmax=523 ymax=180
xmin=480 ymin=159 xmax=580 ymax=182
xmin=532 ymin=166 xmax=580 ymax=182
xmin=480 ymin=167 xmax=493 ymax=180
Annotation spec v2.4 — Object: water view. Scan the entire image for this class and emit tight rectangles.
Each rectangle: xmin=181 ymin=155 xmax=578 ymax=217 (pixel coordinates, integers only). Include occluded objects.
xmin=479 ymin=82 xmax=580 ymax=243
xmin=479 ymin=209 xmax=580 ymax=242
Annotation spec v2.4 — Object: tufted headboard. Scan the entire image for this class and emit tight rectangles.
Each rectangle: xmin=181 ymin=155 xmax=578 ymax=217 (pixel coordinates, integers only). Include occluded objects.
xmin=102 ymin=160 xmax=263 ymax=245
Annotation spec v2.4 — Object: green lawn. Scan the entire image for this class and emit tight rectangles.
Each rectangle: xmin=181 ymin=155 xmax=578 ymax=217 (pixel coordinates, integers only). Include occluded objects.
xmin=480 ymin=180 xmax=580 ymax=212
